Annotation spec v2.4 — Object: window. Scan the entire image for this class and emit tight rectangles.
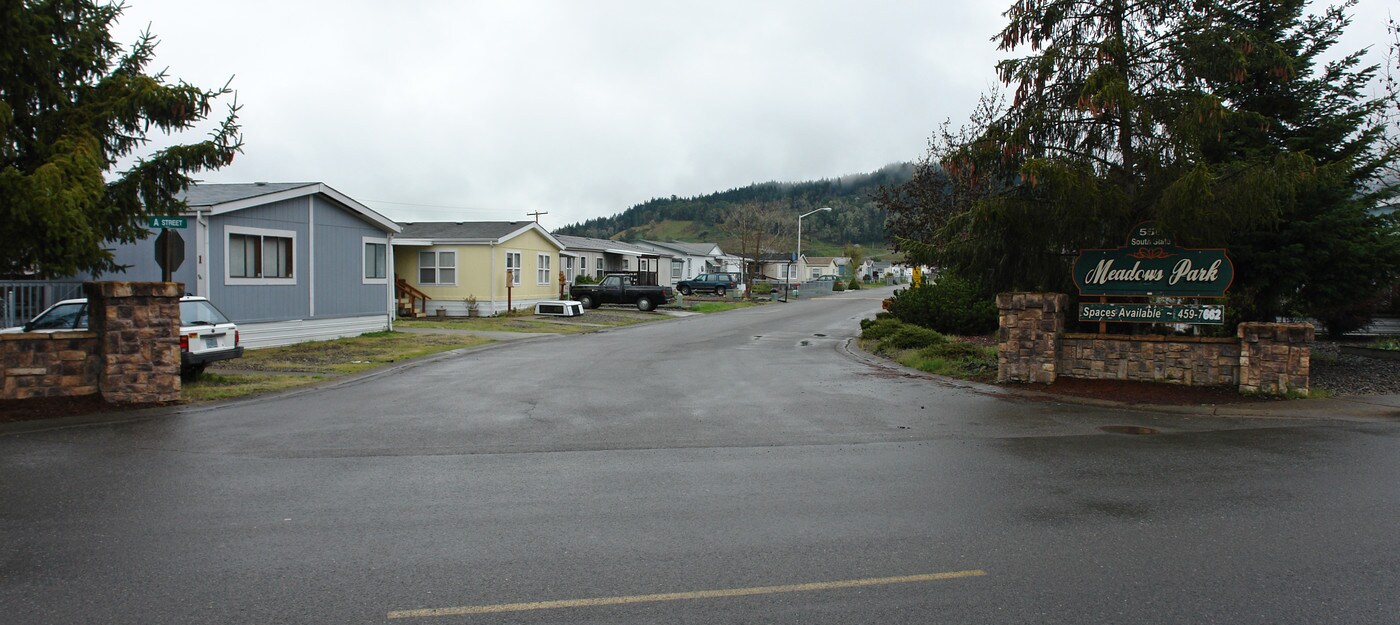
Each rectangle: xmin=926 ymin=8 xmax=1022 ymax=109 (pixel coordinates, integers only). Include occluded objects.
xmin=363 ymin=237 xmax=387 ymax=283
xmin=537 ymin=253 xmax=551 ymax=285
xmin=811 ymin=268 xmax=822 ymax=279
xmin=226 ymin=226 xmax=295 ymax=285
xmin=580 ymin=257 xmax=587 ymax=274
xmin=622 ymin=258 xmax=630 ymax=270
xmin=564 ymin=256 xmax=575 ymax=282
xmin=418 ymin=250 xmax=456 ymax=285
xmin=506 ymin=252 xmax=521 ymax=285
xmin=671 ymin=260 xmax=683 ymax=279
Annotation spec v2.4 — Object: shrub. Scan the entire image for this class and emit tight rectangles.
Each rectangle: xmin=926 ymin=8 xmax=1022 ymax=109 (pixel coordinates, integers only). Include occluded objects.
xmin=918 ymin=341 xmax=990 ymax=361
xmin=886 ymin=276 xmax=998 ymax=335
xmin=879 ymin=324 xmax=947 ymax=350
xmin=859 ymin=317 xmax=904 ymax=340
xmin=847 ymin=277 xmax=861 ymax=290
xmin=833 ymin=281 xmax=846 ymax=292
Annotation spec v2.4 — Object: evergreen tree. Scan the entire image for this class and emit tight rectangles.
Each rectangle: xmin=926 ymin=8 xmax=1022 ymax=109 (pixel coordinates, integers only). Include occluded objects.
xmin=881 ymin=0 xmax=1400 ymax=331
xmin=1174 ymin=0 xmax=1400 ymax=332
xmin=0 ymin=0 xmax=242 ymax=278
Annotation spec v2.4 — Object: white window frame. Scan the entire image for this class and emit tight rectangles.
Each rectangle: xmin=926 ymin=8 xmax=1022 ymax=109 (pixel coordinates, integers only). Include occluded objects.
xmin=671 ymin=260 xmax=683 ymax=279
xmin=536 ymin=253 xmax=551 ymax=285
xmin=362 ymin=236 xmax=388 ymax=285
xmin=418 ymin=249 xmax=457 ymax=286
xmin=225 ymin=225 xmax=297 ymax=286
xmin=506 ymin=251 xmax=521 ymax=286
xmin=564 ymin=256 xmax=575 ymax=283
xmin=811 ymin=268 xmax=822 ymax=279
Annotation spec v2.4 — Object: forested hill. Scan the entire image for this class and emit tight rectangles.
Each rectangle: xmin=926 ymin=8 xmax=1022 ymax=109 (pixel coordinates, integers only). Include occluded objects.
xmin=556 ymin=163 xmax=913 ymax=247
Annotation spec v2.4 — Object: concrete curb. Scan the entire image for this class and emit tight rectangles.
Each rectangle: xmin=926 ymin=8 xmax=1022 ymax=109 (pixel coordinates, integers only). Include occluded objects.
xmin=840 ymin=338 xmax=1400 ymax=422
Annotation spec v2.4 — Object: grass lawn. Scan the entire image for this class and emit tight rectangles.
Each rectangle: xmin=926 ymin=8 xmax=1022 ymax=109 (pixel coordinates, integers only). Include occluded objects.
xmin=181 ymin=314 xmax=657 ymax=403
xmin=684 ymin=301 xmax=761 ymax=313
xmin=182 ymin=372 xmax=328 ymax=402
xmin=212 ymin=330 xmax=491 ymax=375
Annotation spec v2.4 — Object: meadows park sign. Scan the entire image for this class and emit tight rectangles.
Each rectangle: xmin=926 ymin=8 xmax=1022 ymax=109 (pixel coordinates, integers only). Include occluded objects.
xmin=1072 ymin=224 xmax=1234 ymax=325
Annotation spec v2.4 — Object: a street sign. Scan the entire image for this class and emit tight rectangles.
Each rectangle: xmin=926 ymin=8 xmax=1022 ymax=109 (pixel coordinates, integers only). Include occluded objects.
xmin=147 ymin=216 xmax=188 ymax=229
xmin=155 ymin=229 xmax=185 ymax=280
xmin=1078 ymin=303 xmax=1225 ymax=325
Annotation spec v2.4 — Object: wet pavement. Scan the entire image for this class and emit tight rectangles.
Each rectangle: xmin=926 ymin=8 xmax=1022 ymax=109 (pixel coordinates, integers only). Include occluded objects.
xmin=2 ymin=287 xmax=1397 ymax=624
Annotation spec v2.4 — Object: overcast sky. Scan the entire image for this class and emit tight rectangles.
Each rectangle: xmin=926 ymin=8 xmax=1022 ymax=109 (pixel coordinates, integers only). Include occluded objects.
xmin=109 ymin=1 xmax=1398 ymax=230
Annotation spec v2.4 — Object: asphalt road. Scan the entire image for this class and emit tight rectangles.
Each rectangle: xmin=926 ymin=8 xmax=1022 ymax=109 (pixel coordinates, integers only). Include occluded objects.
xmin=2 ymin=287 xmax=1398 ymax=624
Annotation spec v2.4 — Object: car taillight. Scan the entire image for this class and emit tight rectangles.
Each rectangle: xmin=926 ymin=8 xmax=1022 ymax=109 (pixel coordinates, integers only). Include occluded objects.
xmin=235 ymin=329 xmax=240 ymax=346
xmin=180 ymin=334 xmax=190 ymax=352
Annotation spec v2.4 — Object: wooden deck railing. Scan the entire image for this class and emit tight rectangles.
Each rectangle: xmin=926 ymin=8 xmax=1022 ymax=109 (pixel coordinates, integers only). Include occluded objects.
xmin=395 ymin=275 xmax=429 ymax=318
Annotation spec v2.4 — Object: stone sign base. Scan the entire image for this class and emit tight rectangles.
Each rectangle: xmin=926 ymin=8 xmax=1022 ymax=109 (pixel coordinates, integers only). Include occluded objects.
xmin=0 ymin=282 xmax=181 ymax=404
xmin=997 ymin=292 xmax=1313 ymax=396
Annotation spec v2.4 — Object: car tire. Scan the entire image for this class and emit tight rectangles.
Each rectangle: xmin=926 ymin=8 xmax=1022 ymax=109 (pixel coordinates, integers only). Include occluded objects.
xmin=636 ymin=296 xmax=655 ymax=312
xmin=679 ymin=286 xmax=692 ymax=296
xmin=181 ymin=364 xmax=207 ymax=382
xmin=579 ymin=294 xmax=596 ymax=309
xmin=714 ymin=286 xmax=726 ymax=297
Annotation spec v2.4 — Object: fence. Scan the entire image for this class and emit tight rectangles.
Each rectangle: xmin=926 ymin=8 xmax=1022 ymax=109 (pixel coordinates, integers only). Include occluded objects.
xmin=1 ymin=281 xmax=86 ymax=328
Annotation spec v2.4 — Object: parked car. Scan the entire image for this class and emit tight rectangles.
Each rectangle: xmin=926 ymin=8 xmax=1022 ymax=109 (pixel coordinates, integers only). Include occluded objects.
xmin=676 ymin=272 xmax=742 ymax=296
xmin=0 ymin=296 xmax=243 ymax=379
xmin=569 ymin=274 xmax=675 ymax=311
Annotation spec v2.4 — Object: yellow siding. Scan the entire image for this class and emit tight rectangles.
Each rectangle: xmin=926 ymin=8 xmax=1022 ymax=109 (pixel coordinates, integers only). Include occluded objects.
xmin=394 ymin=228 xmax=562 ymax=314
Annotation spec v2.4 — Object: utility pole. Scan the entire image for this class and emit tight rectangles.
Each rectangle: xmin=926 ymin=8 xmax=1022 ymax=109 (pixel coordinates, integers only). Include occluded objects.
xmin=527 ymin=211 xmax=548 ymax=224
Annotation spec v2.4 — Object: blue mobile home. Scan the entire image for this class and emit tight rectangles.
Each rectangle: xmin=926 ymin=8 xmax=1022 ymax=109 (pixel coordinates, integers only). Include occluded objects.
xmin=105 ymin=182 xmax=402 ymax=348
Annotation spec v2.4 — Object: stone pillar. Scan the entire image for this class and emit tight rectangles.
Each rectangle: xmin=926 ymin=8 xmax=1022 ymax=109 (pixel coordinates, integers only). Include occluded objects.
xmin=996 ymin=292 xmax=1067 ymax=384
xmin=1238 ymin=322 xmax=1314 ymax=397
xmin=84 ymin=282 xmax=182 ymax=404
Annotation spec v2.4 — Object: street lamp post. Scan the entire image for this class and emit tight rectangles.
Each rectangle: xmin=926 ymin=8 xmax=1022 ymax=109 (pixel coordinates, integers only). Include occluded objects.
xmin=797 ymin=206 xmax=833 ymax=283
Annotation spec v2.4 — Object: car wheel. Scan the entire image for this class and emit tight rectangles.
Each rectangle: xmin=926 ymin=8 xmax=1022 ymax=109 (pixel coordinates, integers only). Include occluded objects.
xmin=715 ymin=286 xmax=726 ymax=297
xmin=579 ymin=294 xmax=596 ymax=309
xmin=636 ymin=296 xmax=655 ymax=312
xmin=679 ymin=286 xmax=692 ymax=296
xmin=181 ymin=364 xmax=207 ymax=382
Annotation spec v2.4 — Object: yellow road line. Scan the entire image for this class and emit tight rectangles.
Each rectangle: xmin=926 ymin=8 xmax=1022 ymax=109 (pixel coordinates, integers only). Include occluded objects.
xmin=388 ymin=569 xmax=987 ymax=619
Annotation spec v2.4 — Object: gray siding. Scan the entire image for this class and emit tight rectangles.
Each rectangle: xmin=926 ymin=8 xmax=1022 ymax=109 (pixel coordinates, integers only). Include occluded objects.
xmin=76 ymin=191 xmax=392 ymax=330
xmin=208 ymin=197 xmax=312 ymax=323
xmin=311 ymin=196 xmax=389 ymax=317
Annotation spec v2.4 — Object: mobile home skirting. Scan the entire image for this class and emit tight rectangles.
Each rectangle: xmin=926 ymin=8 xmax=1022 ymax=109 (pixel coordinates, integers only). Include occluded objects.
xmin=238 ymin=314 xmax=391 ymax=349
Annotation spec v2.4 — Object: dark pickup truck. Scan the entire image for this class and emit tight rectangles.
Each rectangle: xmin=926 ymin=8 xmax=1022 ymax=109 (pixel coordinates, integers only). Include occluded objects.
xmin=570 ymin=274 xmax=674 ymax=311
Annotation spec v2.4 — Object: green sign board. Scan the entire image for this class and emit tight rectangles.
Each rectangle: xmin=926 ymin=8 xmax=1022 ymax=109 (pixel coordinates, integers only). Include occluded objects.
xmin=147 ymin=216 xmax=188 ymax=229
xmin=1072 ymin=224 xmax=1233 ymax=297
xmin=1079 ymin=303 xmax=1225 ymax=325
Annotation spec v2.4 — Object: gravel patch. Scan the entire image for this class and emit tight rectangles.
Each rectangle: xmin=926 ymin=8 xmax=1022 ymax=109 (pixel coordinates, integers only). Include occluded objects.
xmin=1311 ymin=341 xmax=1400 ymax=395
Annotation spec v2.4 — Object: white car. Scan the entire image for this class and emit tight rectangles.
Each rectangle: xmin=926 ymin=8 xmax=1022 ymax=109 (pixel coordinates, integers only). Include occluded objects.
xmin=1 ymin=296 xmax=243 ymax=379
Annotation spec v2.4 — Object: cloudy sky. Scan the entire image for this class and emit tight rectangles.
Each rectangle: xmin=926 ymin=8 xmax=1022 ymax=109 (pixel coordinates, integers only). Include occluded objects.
xmin=109 ymin=1 xmax=1398 ymax=229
